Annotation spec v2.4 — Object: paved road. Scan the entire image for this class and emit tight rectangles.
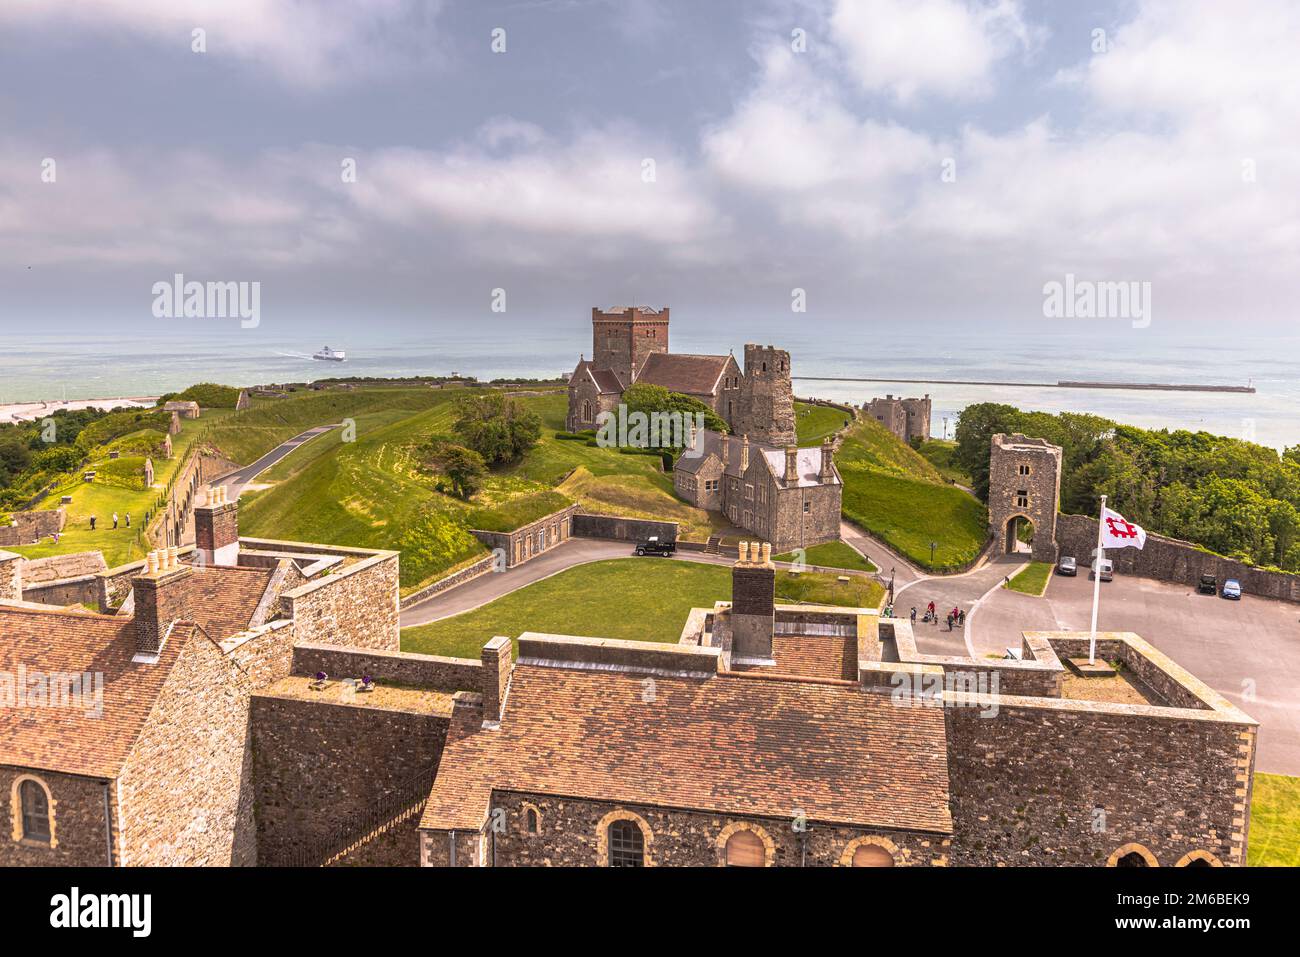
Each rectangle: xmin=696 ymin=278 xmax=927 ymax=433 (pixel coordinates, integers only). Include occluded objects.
xmin=972 ymin=570 xmax=1300 ymax=775
xmin=839 ymin=520 xmax=925 ymax=587
xmin=212 ymin=425 xmax=339 ymax=499
xmin=400 ymin=540 xmax=738 ymax=627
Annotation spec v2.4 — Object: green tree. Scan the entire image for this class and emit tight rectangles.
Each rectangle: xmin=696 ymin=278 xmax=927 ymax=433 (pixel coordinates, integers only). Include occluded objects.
xmin=417 ymin=438 xmax=487 ymax=500
xmin=619 ymin=384 xmax=728 ymax=446
xmin=452 ymin=392 xmax=541 ymax=466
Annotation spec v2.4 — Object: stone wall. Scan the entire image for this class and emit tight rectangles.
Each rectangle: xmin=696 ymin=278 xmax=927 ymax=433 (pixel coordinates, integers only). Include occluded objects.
xmin=250 ymin=694 xmax=449 ymax=865
xmin=0 ymin=768 xmax=114 ymax=866
xmin=399 ymin=554 xmax=496 ymax=609
xmin=291 ymin=642 xmax=482 ymax=692
xmin=0 ymin=552 xmax=21 ymax=603
xmin=21 ymin=576 xmax=99 ymax=608
xmin=571 ymin=513 xmax=678 ymax=543
xmin=482 ymin=792 xmax=949 ymax=866
xmin=944 ymin=702 xmax=1254 ymax=866
xmin=279 ymin=550 xmax=401 ymax=650
xmin=471 ymin=504 xmax=579 ymax=568
xmin=1057 ymin=512 xmax=1300 ymax=603
xmin=0 ymin=508 xmax=65 ymax=547
xmin=115 ymin=620 xmax=295 ymax=866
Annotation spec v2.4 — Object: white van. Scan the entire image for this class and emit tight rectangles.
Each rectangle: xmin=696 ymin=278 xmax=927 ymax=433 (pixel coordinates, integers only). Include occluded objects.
xmin=1092 ymin=557 xmax=1114 ymax=582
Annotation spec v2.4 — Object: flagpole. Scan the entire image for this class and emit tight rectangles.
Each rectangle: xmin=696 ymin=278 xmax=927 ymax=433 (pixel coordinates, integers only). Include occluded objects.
xmin=1089 ymin=494 xmax=1107 ymax=664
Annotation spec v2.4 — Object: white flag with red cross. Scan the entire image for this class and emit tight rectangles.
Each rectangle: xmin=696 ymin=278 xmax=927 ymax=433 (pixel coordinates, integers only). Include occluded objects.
xmin=1100 ymin=506 xmax=1147 ymax=550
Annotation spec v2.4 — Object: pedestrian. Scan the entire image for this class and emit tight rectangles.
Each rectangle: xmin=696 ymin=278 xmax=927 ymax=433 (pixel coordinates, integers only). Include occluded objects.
xmin=926 ymin=600 xmax=936 ymax=618
xmin=910 ymin=607 xmax=917 ymax=623
xmin=125 ymin=512 xmax=131 ymax=528
xmin=112 ymin=512 xmax=119 ymax=529
xmin=959 ymin=610 xmax=966 ymax=627
xmin=946 ymin=613 xmax=954 ymax=630
xmin=89 ymin=515 xmax=96 ymax=531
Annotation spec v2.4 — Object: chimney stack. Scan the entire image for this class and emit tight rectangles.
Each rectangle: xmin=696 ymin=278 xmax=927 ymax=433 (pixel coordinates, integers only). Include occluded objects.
xmin=0 ymin=550 xmax=22 ymax=603
xmin=784 ymin=446 xmax=799 ymax=485
xmin=731 ymin=540 xmax=775 ymax=663
xmin=481 ymin=636 xmax=513 ymax=725
xmin=740 ymin=434 xmax=750 ymax=472
xmin=133 ymin=548 xmax=193 ymax=659
xmin=195 ymin=485 xmax=239 ymax=567
xmin=819 ymin=437 xmax=834 ymax=483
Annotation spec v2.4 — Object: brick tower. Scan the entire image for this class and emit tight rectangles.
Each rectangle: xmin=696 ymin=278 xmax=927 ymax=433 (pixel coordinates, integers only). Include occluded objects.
xmin=988 ymin=433 xmax=1062 ymax=563
xmin=736 ymin=344 xmax=796 ymax=446
xmin=591 ymin=306 xmax=669 ymax=387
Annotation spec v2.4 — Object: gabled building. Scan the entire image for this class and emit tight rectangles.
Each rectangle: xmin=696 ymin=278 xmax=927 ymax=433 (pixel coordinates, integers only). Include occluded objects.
xmin=566 ymin=306 xmax=796 ymax=447
xmin=0 ymin=487 xmax=404 ymax=866
xmin=418 ymin=544 xmax=1258 ymax=868
xmin=673 ymin=430 xmax=841 ymax=552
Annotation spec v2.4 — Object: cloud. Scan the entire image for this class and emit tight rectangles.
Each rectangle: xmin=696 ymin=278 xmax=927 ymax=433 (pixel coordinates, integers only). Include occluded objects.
xmin=0 ymin=0 xmax=443 ymax=87
xmin=828 ymin=0 xmax=1036 ymax=102
xmin=703 ymin=45 xmax=938 ymax=238
xmin=0 ymin=121 xmax=727 ymax=271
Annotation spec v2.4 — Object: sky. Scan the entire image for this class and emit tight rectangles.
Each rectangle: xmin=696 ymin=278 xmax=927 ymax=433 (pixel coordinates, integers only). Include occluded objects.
xmin=1 ymin=0 xmax=1297 ymax=341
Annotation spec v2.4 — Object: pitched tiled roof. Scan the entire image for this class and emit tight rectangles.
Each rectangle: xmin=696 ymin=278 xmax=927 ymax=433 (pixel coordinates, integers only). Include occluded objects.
xmin=759 ymin=446 xmax=840 ymax=487
xmin=421 ymin=661 xmax=952 ymax=834
xmin=634 ymin=353 xmax=731 ymax=396
xmin=172 ymin=565 xmax=275 ymax=641
xmin=0 ymin=605 xmax=193 ymax=778
xmin=674 ymin=430 xmax=839 ymax=487
xmin=569 ymin=360 xmax=623 ymax=395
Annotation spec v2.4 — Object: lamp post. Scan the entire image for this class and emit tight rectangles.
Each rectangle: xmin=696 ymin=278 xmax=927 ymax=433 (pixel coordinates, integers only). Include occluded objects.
xmin=929 ymin=541 xmax=938 ymax=565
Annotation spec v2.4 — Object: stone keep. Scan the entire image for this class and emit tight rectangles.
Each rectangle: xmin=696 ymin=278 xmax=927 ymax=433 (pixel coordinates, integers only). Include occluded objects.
xmin=987 ymin=433 xmax=1062 ymax=563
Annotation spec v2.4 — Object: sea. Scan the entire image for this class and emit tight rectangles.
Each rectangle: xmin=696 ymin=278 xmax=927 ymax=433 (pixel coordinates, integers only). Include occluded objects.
xmin=1 ymin=325 xmax=1297 ymax=450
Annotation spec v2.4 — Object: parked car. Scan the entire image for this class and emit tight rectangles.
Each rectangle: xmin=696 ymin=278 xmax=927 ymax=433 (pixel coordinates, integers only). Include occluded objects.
xmin=1092 ymin=557 xmax=1114 ymax=582
xmin=635 ymin=535 xmax=676 ymax=557
xmin=1222 ymin=579 xmax=1242 ymax=600
xmin=1057 ymin=556 xmax=1077 ymax=576
xmin=1197 ymin=574 xmax=1218 ymax=595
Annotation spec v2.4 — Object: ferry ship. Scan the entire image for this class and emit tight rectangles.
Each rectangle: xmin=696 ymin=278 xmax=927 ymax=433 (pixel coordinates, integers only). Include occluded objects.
xmin=312 ymin=346 xmax=346 ymax=362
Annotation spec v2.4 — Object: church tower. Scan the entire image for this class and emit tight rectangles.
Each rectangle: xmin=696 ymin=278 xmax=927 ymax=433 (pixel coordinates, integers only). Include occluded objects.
xmin=591 ymin=306 xmax=669 ymax=387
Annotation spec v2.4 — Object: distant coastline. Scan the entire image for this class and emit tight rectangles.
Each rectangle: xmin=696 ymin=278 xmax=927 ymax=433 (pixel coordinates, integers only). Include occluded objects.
xmin=0 ymin=396 xmax=158 ymax=425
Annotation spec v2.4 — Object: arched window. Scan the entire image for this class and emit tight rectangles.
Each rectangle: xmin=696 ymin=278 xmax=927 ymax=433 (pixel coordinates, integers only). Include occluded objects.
xmin=724 ymin=830 xmax=765 ymax=867
xmin=852 ymin=844 xmax=895 ymax=867
xmin=20 ymin=780 xmax=51 ymax=843
xmin=608 ymin=820 xmax=645 ymax=867
xmin=526 ymin=807 xmax=540 ymax=835
xmin=583 ymin=399 xmax=591 ymax=421
xmin=1107 ymin=843 xmax=1159 ymax=867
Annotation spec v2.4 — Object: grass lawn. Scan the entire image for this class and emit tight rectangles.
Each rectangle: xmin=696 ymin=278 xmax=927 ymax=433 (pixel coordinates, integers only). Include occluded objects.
xmin=234 ymin=389 xmax=722 ymax=592
xmin=1249 ymin=773 xmax=1300 ymax=866
xmin=795 ymin=402 xmax=852 ymax=445
xmin=836 ymin=417 xmax=987 ymax=571
xmin=8 ymin=410 xmax=235 ymax=568
xmin=917 ymin=439 xmax=972 ymax=487
xmin=1005 ymin=561 xmax=1052 ymax=596
xmin=401 ymin=557 xmax=884 ymax=658
xmin=776 ymin=539 xmax=877 ymax=573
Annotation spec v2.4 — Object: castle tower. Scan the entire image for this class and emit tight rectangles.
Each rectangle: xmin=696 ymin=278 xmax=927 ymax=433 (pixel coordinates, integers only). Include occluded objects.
xmin=591 ymin=306 xmax=669 ymax=387
xmin=988 ymin=433 xmax=1062 ymax=563
xmin=737 ymin=344 xmax=796 ymax=446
